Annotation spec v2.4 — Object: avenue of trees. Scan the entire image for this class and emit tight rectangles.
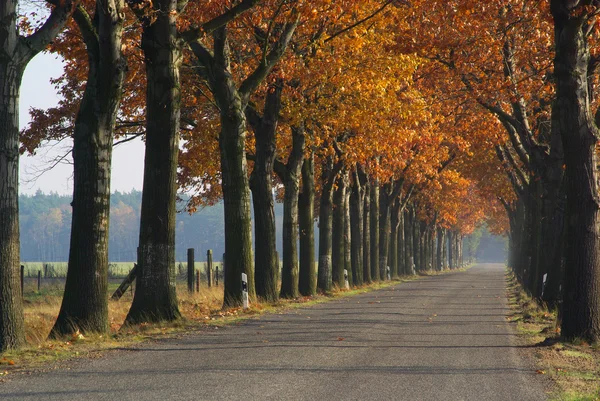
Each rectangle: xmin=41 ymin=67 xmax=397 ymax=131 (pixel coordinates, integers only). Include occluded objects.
xmin=1 ymin=0 xmax=600 ymax=350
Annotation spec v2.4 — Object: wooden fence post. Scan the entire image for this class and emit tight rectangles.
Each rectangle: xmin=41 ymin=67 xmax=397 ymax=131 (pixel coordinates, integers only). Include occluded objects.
xmin=37 ymin=270 xmax=41 ymax=292
xmin=207 ymin=250 xmax=213 ymax=288
xmin=187 ymin=248 xmax=195 ymax=293
xmin=20 ymin=265 xmax=24 ymax=296
xmin=196 ymin=270 xmax=200 ymax=293
xmin=216 ymin=266 xmax=219 ymax=286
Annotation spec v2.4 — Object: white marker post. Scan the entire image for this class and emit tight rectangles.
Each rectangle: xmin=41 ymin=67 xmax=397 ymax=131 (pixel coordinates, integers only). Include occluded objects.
xmin=541 ymin=273 xmax=548 ymax=298
xmin=410 ymin=257 xmax=416 ymax=275
xmin=241 ymin=273 xmax=249 ymax=309
xmin=386 ymin=266 xmax=391 ymax=281
xmin=344 ymin=269 xmax=349 ymax=290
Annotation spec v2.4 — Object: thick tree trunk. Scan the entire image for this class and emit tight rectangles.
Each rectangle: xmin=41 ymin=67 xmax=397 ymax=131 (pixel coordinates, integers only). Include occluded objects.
xmin=370 ymin=178 xmax=380 ymax=281
xmin=397 ymin=212 xmax=405 ymax=275
xmin=441 ymin=228 xmax=447 ymax=270
xmin=52 ymin=1 xmax=126 ymax=336
xmin=0 ymin=0 xmax=73 ymax=351
xmin=389 ymin=201 xmax=400 ymax=278
xmin=248 ymin=84 xmax=282 ymax=302
xmin=539 ymin=110 xmax=566 ymax=306
xmin=299 ymin=154 xmax=316 ymax=296
xmin=541 ymin=175 xmax=566 ymax=305
xmin=436 ymin=226 xmax=444 ymax=271
xmin=317 ymin=157 xmax=340 ymax=292
xmin=279 ymin=127 xmax=305 ymax=299
xmin=126 ymin=2 xmax=182 ymax=323
xmin=404 ymin=209 xmax=413 ymax=274
xmin=420 ymin=221 xmax=427 ymax=270
xmin=362 ymin=177 xmax=371 ymax=283
xmin=0 ymin=57 xmax=24 ymax=352
xmin=448 ymin=231 xmax=454 ymax=269
xmin=344 ymin=188 xmax=352 ymax=285
xmin=378 ymin=184 xmax=391 ymax=279
xmin=332 ymin=172 xmax=347 ymax=288
xmin=412 ymin=213 xmax=421 ymax=271
xmin=552 ymin=2 xmax=600 ymax=342
xmin=350 ymin=173 xmax=364 ymax=286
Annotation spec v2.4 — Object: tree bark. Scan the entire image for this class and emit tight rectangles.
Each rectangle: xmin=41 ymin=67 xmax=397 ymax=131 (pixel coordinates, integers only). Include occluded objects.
xmin=52 ymin=0 xmax=126 ymax=336
xmin=279 ymin=126 xmax=305 ymax=299
xmin=0 ymin=0 xmax=74 ymax=352
xmin=397 ymin=212 xmax=405 ymax=275
xmin=389 ymin=200 xmax=401 ymax=278
xmin=344 ymin=187 xmax=352 ymax=285
xmin=370 ymin=177 xmax=380 ymax=281
xmin=412 ymin=210 xmax=421 ymax=270
xmin=378 ymin=183 xmax=391 ymax=279
xmin=299 ymin=154 xmax=316 ymax=296
xmin=436 ymin=226 xmax=444 ymax=271
xmin=317 ymin=156 xmax=341 ymax=292
xmin=552 ymin=1 xmax=600 ymax=342
xmin=404 ymin=208 xmax=413 ymax=274
xmin=350 ymin=169 xmax=364 ymax=286
xmin=0 ymin=48 xmax=24 ymax=352
xmin=332 ymin=171 xmax=347 ymax=287
xmin=247 ymin=83 xmax=282 ymax=302
xmin=361 ymin=171 xmax=371 ymax=284
xmin=126 ymin=0 xmax=182 ymax=323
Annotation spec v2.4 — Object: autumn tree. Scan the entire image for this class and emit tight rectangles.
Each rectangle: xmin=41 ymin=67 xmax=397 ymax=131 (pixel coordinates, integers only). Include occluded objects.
xmin=49 ymin=0 xmax=127 ymax=337
xmin=0 ymin=0 xmax=75 ymax=351
xmin=550 ymin=0 xmax=600 ymax=343
xmin=126 ymin=0 xmax=260 ymax=322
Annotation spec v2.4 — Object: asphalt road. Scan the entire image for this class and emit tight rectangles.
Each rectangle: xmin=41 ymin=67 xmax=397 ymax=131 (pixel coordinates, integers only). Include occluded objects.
xmin=0 ymin=264 xmax=547 ymax=400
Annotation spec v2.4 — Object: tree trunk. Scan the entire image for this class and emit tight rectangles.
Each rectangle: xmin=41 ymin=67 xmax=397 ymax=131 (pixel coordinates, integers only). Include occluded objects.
xmin=350 ymin=171 xmax=364 ymax=286
xmin=362 ymin=176 xmax=371 ymax=284
xmin=448 ymin=231 xmax=454 ymax=269
xmin=370 ymin=178 xmax=380 ymax=281
xmin=378 ymin=184 xmax=391 ymax=279
xmin=413 ymin=212 xmax=421 ymax=271
xmin=332 ymin=171 xmax=347 ymax=287
xmin=404 ymin=208 xmax=413 ymax=274
xmin=397 ymin=212 xmax=405 ymax=275
xmin=420 ymin=221 xmax=427 ymax=270
xmin=344 ymin=187 xmax=352 ymax=285
xmin=299 ymin=154 xmax=316 ymax=296
xmin=389 ymin=201 xmax=400 ymax=278
xmin=52 ymin=1 xmax=126 ymax=336
xmin=0 ymin=49 xmax=24 ymax=353
xmin=436 ymin=226 xmax=444 ymax=271
xmin=125 ymin=1 xmax=182 ymax=323
xmin=552 ymin=2 xmax=600 ymax=342
xmin=248 ymin=83 xmax=282 ymax=302
xmin=279 ymin=127 xmax=305 ymax=299
xmin=0 ymin=0 xmax=73 ymax=352
xmin=317 ymin=156 xmax=340 ymax=292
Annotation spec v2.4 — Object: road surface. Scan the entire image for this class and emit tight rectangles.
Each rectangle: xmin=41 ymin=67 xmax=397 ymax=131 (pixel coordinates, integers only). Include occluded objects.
xmin=0 ymin=264 xmax=547 ymax=400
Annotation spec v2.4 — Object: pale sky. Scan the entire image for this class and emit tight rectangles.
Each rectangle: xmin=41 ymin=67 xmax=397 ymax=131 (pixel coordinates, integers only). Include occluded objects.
xmin=19 ymin=52 xmax=145 ymax=195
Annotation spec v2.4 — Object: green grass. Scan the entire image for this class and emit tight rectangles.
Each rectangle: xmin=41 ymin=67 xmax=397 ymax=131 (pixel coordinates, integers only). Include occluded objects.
xmin=551 ymin=391 xmax=600 ymax=401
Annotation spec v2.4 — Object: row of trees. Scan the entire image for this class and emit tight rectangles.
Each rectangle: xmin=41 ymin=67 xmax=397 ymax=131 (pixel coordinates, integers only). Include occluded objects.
xmin=1 ymin=0 xmax=598 ymax=351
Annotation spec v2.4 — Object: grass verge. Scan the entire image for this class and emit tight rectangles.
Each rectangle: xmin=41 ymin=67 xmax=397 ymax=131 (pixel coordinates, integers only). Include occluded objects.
xmin=505 ymin=272 xmax=600 ymax=401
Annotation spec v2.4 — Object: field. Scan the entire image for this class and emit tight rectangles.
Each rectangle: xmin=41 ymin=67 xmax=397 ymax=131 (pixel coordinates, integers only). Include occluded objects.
xmin=21 ymin=261 xmax=224 ymax=279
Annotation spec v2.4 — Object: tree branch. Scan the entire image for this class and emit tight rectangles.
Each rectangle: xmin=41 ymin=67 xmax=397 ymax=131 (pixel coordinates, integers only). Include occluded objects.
xmin=21 ymin=0 xmax=77 ymax=62
xmin=239 ymin=18 xmax=298 ymax=104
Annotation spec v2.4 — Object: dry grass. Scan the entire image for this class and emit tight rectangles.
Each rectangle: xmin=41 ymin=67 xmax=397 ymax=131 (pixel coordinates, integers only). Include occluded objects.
xmin=505 ymin=272 xmax=600 ymax=401
xmin=1 ymin=269 xmax=459 ymax=379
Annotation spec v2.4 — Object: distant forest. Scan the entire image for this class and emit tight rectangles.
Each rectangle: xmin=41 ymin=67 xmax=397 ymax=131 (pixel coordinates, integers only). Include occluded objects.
xmin=20 ymin=191 xmax=505 ymax=263
xmin=20 ymin=190 xmax=258 ymax=262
